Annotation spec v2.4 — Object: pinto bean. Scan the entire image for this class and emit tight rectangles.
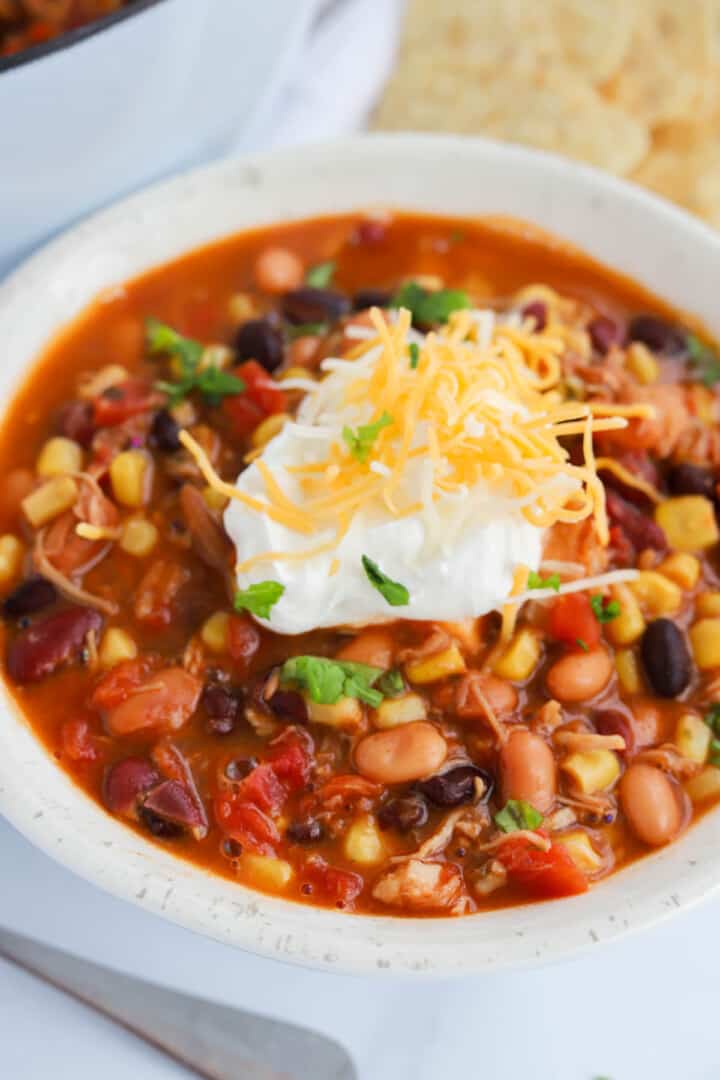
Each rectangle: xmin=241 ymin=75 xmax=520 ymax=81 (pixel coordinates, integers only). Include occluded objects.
xmin=336 ymin=627 xmax=395 ymax=669
xmin=104 ymin=667 xmax=202 ymax=736
xmin=7 ymin=606 xmax=103 ymax=683
xmin=354 ymin=722 xmax=447 ymax=784
xmin=499 ymin=729 xmax=556 ymax=813
xmin=253 ymin=247 xmax=304 ymax=294
xmin=620 ymin=763 xmax=684 ymax=846
xmin=545 ymin=647 xmax=614 ymax=704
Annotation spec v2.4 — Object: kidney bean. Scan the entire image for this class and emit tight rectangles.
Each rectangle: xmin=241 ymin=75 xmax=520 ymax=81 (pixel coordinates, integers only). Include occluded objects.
xmin=354 ymin=219 xmax=388 ymax=245
xmin=235 ymin=318 xmax=284 ymax=373
xmin=378 ymin=794 xmax=429 ymax=832
xmin=588 ymin=315 xmax=623 ymax=354
xmin=103 ymin=757 xmax=159 ymax=817
xmin=201 ymin=683 xmax=240 ymax=735
xmin=641 ymin=619 xmax=691 ymax=698
xmin=267 ymin=689 xmax=308 ymax=725
xmin=594 ymin=707 xmax=636 ymax=753
xmin=143 ymin=779 xmax=207 ymax=837
xmin=2 ymin=577 xmax=57 ymax=619
xmin=667 ymin=463 xmax=716 ymax=500
xmin=627 ymin=314 xmax=685 ymax=354
xmin=352 ymin=288 xmax=392 ymax=311
xmin=354 ymin=722 xmax=447 ymax=784
xmin=499 ymin=729 xmax=556 ymax=813
xmin=286 ymin=818 xmax=324 ymax=844
xmin=620 ymin=763 xmax=684 ymax=846
xmin=546 ymin=647 xmax=614 ymax=704
xmin=415 ymin=764 xmax=493 ymax=807
xmin=149 ymin=409 xmax=181 ymax=452
xmin=521 ymin=301 xmax=547 ymax=331
xmin=7 ymin=606 xmax=103 ymax=683
xmin=56 ymin=400 xmax=95 ymax=448
xmin=606 ymin=490 xmax=667 ymax=554
xmin=282 ymin=287 xmax=351 ymax=326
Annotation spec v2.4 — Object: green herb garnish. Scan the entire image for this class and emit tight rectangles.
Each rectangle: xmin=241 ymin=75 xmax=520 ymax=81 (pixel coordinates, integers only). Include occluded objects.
xmin=494 ymin=799 xmax=544 ymax=833
xmin=361 ymin=555 xmax=410 ymax=607
xmin=148 ymin=318 xmax=244 ymax=406
xmin=393 ymin=281 xmax=471 ymax=325
xmin=408 ymin=342 xmax=420 ymax=369
xmin=527 ymin=570 xmax=561 ymax=593
xmin=591 ymin=593 xmax=621 ymax=623
xmin=305 ymin=260 xmax=336 ymax=288
xmin=704 ymin=704 xmax=720 ymax=763
xmin=687 ymin=332 xmax=720 ymax=387
xmin=279 ymin=656 xmax=385 ymax=707
xmin=377 ymin=669 xmax=405 ymax=698
xmin=234 ymin=581 xmax=285 ymax=620
xmin=576 ymin=637 xmax=589 ymax=652
xmin=286 ymin=321 xmax=328 ymax=340
xmin=342 ymin=412 xmax=393 ymax=463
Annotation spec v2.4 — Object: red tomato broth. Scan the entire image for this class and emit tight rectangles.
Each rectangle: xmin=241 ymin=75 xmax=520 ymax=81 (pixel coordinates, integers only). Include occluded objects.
xmin=1 ymin=210 xmax=719 ymax=916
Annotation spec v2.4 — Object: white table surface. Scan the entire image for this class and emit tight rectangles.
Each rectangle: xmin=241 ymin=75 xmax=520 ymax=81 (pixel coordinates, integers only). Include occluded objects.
xmin=1 ymin=811 xmax=719 ymax=1080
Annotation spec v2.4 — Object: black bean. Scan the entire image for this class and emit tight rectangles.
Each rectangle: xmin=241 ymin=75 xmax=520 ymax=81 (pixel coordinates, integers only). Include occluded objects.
xmin=352 ymin=288 xmax=392 ymax=311
xmin=414 ymin=765 xmax=494 ymax=808
xmin=640 ymin=619 xmax=692 ymax=698
xmin=282 ymin=287 xmax=351 ymax=326
xmin=201 ymin=683 xmax=240 ymax=735
xmin=222 ymin=838 xmax=242 ymax=858
xmin=225 ymin=757 xmax=257 ymax=782
xmin=378 ymin=795 xmax=429 ymax=832
xmin=588 ymin=315 xmax=623 ymax=354
xmin=2 ymin=577 xmax=57 ymax=619
xmin=268 ymin=689 xmax=308 ymax=725
xmin=149 ymin=409 xmax=181 ymax=452
xmin=235 ymin=318 xmax=284 ymax=373
xmin=521 ymin=301 xmax=547 ymax=331
xmin=666 ymin=463 xmax=716 ymax=500
xmin=286 ymin=818 xmax=324 ymax=844
xmin=139 ymin=807 xmax=183 ymax=839
xmin=627 ymin=314 xmax=686 ymax=354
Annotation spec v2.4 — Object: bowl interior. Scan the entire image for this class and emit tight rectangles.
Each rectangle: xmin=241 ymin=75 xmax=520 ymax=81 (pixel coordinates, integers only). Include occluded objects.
xmin=1 ymin=134 xmax=719 ymax=975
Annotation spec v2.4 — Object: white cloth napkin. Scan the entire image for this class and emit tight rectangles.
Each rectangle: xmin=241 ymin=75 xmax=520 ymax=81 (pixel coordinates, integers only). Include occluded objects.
xmin=256 ymin=0 xmax=405 ymax=148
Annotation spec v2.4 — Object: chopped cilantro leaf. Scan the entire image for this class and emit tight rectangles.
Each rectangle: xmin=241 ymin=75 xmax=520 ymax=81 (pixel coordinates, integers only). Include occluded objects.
xmin=234 ymin=580 xmax=285 ymax=620
xmin=494 ymin=799 xmax=543 ymax=833
xmin=342 ymin=412 xmax=393 ymax=463
xmin=576 ymin=637 xmax=589 ymax=652
xmin=148 ymin=318 xmax=244 ymax=405
xmin=361 ymin=555 xmax=410 ymax=607
xmin=590 ymin=593 xmax=621 ymax=623
xmin=377 ymin=669 xmax=405 ymax=698
xmin=686 ymin=332 xmax=720 ymax=387
xmin=279 ymin=656 xmax=385 ymax=707
xmin=286 ymin=321 xmax=328 ymax=340
xmin=305 ymin=260 xmax=336 ymax=288
xmin=527 ymin=570 xmax=561 ymax=592
xmin=393 ymin=281 xmax=470 ymax=325
xmin=409 ymin=342 xmax=420 ymax=369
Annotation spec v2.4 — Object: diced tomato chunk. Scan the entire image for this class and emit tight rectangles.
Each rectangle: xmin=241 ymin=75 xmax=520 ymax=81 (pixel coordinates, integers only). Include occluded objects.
xmin=227 ymin=613 xmax=261 ymax=666
xmin=302 ymin=855 xmax=364 ymax=909
xmin=214 ymin=796 xmax=280 ymax=854
xmin=266 ymin=728 xmax=313 ymax=792
xmin=548 ymin=593 xmax=601 ymax=650
xmin=61 ymin=718 xmax=99 ymax=763
xmin=237 ymin=763 xmax=287 ymax=815
xmin=93 ymin=378 xmax=160 ymax=427
xmin=222 ymin=361 xmax=287 ymax=437
xmin=134 ymin=560 xmax=190 ymax=630
xmin=497 ymin=835 xmax=589 ymax=898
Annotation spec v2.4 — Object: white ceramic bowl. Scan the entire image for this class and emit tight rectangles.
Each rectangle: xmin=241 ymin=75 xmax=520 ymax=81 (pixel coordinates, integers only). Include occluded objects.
xmin=0 ymin=0 xmax=316 ymax=276
xmin=1 ymin=134 xmax=719 ymax=977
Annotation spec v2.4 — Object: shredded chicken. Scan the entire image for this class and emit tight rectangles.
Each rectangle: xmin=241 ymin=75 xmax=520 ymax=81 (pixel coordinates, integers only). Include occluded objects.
xmin=635 ymin=743 xmax=702 ymax=779
xmin=471 ymin=859 xmax=508 ymax=898
xmin=397 ymin=627 xmax=452 ymax=664
xmin=455 ymin=672 xmax=509 ymax=744
xmin=372 ymin=858 xmax=468 ymax=913
xmin=531 ymin=699 xmax=564 ymax=736
xmin=34 ymin=528 xmax=118 ymax=615
xmin=475 ymin=830 xmax=551 ymax=854
xmin=554 ymin=731 xmax=626 ymax=753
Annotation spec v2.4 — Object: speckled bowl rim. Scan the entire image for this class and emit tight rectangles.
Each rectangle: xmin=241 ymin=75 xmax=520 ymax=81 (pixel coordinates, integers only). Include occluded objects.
xmin=1 ymin=134 xmax=719 ymax=977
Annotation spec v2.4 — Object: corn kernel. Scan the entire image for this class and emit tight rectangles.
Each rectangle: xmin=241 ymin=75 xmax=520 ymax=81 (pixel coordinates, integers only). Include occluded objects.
xmin=685 ymin=766 xmax=720 ymax=803
xmin=630 ymin=570 xmax=682 ymax=617
xmin=200 ymin=611 xmax=230 ymax=654
xmin=696 ymin=592 xmax=720 ymax=617
xmin=199 ymin=345 xmax=233 ymax=372
xmin=227 ymin=292 xmax=257 ymax=323
xmin=110 ymin=450 xmax=152 ymax=508
xmin=0 ymin=534 xmax=24 ymax=587
xmin=655 ymin=496 xmax=719 ymax=552
xmin=553 ymin=831 xmax=602 ymax=873
xmin=119 ymin=516 xmax=159 ymax=557
xmin=202 ymin=485 xmax=229 ymax=513
xmin=280 ymin=366 xmax=316 ymax=383
xmin=606 ymin=583 xmax=645 ymax=645
xmin=374 ymin=693 xmax=427 ymax=730
xmin=242 ymin=853 xmax=294 ymax=890
xmin=344 ymin=814 xmax=385 ymax=865
xmin=675 ymin=713 xmax=711 ymax=764
xmin=99 ymin=628 xmax=138 ymax=669
xmin=689 ymin=618 xmax=720 ymax=670
xmin=251 ymin=412 xmax=289 ymax=450
xmin=561 ymin=749 xmax=620 ymax=794
xmin=22 ymin=476 xmax=78 ymax=527
xmin=492 ymin=629 xmax=542 ymax=683
xmin=170 ymin=400 xmax=197 ymax=427
xmin=36 ymin=436 xmax=83 ymax=478
xmin=306 ymin=695 xmax=364 ymax=731
xmin=625 ymin=342 xmax=659 ymax=384
xmin=615 ymin=648 xmax=641 ymax=693
xmin=405 ymin=644 xmax=467 ymax=684
xmin=658 ymin=553 xmax=700 ymax=590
